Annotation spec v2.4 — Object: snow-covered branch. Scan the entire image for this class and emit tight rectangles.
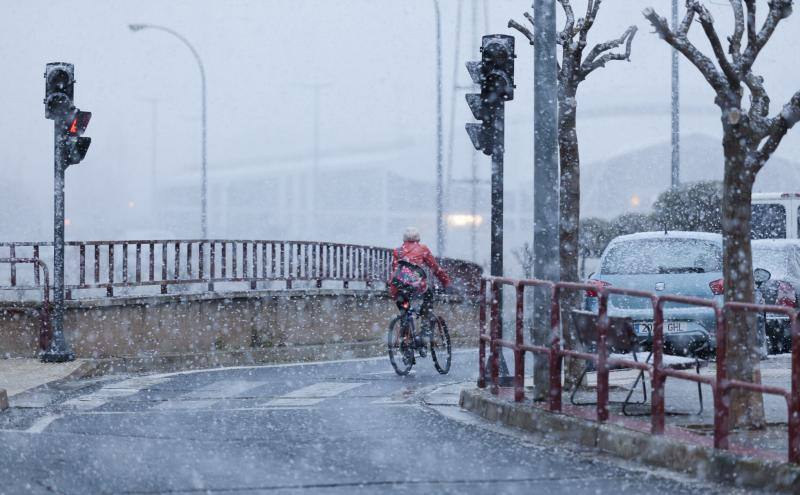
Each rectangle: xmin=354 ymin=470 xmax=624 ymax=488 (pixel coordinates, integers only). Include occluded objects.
xmin=744 ymin=73 xmax=771 ymax=137
xmin=742 ymin=0 xmax=794 ymax=72
xmin=728 ymin=0 xmax=744 ymax=62
xmin=579 ymin=25 xmax=637 ymax=79
xmin=643 ymin=7 xmax=727 ymax=95
xmin=558 ymin=0 xmax=576 ymax=44
xmin=577 ymin=0 xmax=602 ymax=51
xmin=507 ymin=19 xmax=534 ymax=45
xmin=688 ymin=1 xmax=739 ymax=85
xmin=755 ymin=90 xmax=800 ymax=171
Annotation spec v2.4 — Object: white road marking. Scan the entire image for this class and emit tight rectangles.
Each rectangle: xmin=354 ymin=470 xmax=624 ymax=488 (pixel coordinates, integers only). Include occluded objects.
xmin=25 ymin=414 xmax=62 ymax=434
xmin=138 ymin=349 xmax=476 ymax=381
xmin=264 ymin=382 xmax=364 ymax=407
xmin=155 ymin=380 xmax=267 ymax=410
xmin=63 ymin=376 xmax=168 ymax=411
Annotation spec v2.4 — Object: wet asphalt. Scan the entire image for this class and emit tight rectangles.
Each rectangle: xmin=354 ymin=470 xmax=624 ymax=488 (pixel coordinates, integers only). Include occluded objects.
xmin=0 ymin=350 xmax=767 ymax=494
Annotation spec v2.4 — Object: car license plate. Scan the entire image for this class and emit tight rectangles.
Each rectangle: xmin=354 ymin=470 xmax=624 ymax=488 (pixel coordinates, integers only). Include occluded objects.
xmin=665 ymin=321 xmax=687 ymax=333
xmin=634 ymin=322 xmax=652 ymax=336
xmin=634 ymin=321 xmax=687 ymax=335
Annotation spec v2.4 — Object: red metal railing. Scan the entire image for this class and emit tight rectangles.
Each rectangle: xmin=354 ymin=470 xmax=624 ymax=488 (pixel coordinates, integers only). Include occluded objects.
xmin=0 ymin=240 xmax=481 ymax=300
xmin=478 ymin=276 xmax=800 ymax=464
xmin=0 ymin=258 xmax=51 ymax=350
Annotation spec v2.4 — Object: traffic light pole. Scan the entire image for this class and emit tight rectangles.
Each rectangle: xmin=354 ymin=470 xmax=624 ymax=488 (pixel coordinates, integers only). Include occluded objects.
xmin=490 ymin=104 xmax=503 ymax=281
xmin=465 ymin=34 xmax=515 ymax=382
xmin=491 ymin=101 xmax=511 ymax=379
xmin=42 ymin=116 xmax=74 ymax=362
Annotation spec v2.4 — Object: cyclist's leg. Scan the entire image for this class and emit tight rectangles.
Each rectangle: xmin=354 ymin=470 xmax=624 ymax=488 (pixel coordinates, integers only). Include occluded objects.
xmin=419 ymin=289 xmax=434 ymax=335
xmin=395 ymin=291 xmax=413 ymax=345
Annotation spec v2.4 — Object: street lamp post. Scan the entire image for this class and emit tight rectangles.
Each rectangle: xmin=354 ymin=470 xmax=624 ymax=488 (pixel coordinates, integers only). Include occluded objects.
xmin=670 ymin=0 xmax=680 ymax=189
xmin=129 ymin=24 xmax=208 ymax=239
xmin=434 ymin=0 xmax=445 ymax=257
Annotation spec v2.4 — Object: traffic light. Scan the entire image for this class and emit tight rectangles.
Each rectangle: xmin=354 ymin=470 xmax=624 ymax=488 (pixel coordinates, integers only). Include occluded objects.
xmin=44 ymin=63 xmax=74 ymax=120
xmin=65 ymin=109 xmax=91 ymax=165
xmin=464 ymin=35 xmax=515 ymax=155
xmin=44 ymin=62 xmax=92 ymax=165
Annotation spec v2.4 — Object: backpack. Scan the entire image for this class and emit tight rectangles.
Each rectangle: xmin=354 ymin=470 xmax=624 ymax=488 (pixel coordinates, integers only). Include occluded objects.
xmin=390 ymin=252 xmax=427 ymax=295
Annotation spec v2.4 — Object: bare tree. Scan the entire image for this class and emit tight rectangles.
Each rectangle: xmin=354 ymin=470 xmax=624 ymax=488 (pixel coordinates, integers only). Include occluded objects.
xmin=644 ymin=0 xmax=800 ymax=428
xmin=509 ymin=0 xmax=637 ymax=389
xmin=513 ymin=242 xmax=535 ymax=279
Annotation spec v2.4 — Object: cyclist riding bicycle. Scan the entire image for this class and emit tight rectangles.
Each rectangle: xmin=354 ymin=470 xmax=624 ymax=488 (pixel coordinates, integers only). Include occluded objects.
xmin=388 ymin=227 xmax=451 ymax=344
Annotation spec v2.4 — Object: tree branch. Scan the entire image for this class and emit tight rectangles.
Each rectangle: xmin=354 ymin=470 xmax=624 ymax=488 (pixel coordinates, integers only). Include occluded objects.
xmin=509 ymin=12 xmax=562 ymax=73
xmin=744 ymin=72 xmax=771 ymax=137
xmin=558 ymin=0 xmax=576 ymax=44
xmin=643 ymin=7 xmax=727 ymax=95
xmin=508 ymin=19 xmax=534 ymax=45
xmin=728 ymin=0 xmax=744 ymax=63
xmin=754 ymin=90 xmax=800 ymax=172
xmin=743 ymin=0 xmax=794 ymax=72
xmin=744 ymin=0 xmax=757 ymax=49
xmin=678 ymin=2 xmax=697 ymax=36
xmin=577 ymin=0 xmax=602 ymax=51
xmin=579 ymin=25 xmax=637 ymax=78
xmin=688 ymin=0 xmax=739 ymax=85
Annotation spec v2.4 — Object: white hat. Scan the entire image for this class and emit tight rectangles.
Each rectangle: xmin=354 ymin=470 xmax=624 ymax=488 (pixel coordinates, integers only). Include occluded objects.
xmin=403 ymin=227 xmax=420 ymax=242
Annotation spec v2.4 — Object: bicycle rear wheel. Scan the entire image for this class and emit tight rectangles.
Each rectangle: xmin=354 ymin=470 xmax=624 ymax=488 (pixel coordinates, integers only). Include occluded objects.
xmin=388 ymin=315 xmax=414 ymax=376
xmin=430 ymin=316 xmax=451 ymax=374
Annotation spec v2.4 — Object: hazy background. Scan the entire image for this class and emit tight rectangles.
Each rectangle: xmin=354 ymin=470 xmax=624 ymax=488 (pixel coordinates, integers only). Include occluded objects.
xmin=2 ymin=0 xmax=799 ymax=272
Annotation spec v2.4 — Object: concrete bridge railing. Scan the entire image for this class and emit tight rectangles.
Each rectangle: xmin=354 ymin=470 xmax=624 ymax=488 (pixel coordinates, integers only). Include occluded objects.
xmin=0 ymin=240 xmax=481 ymax=366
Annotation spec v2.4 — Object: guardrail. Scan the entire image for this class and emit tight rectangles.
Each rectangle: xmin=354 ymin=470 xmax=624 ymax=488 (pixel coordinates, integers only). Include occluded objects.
xmin=0 ymin=240 xmax=482 ymax=301
xmin=478 ymin=276 xmax=800 ymax=464
xmin=0 ymin=258 xmax=51 ymax=350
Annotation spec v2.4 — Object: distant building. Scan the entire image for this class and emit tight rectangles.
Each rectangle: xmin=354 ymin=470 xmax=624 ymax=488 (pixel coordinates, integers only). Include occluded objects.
xmin=157 ymin=149 xmax=535 ymax=273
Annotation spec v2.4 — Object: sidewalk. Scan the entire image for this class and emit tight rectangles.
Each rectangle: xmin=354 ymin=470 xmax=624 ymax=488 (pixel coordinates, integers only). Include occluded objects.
xmin=459 ymin=350 xmax=799 ymax=491
xmin=0 ymin=358 xmax=91 ymax=409
xmin=575 ymin=353 xmax=793 ymax=456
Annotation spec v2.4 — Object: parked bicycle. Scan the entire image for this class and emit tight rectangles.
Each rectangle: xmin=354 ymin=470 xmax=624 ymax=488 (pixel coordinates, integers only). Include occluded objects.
xmin=387 ymin=296 xmax=451 ymax=376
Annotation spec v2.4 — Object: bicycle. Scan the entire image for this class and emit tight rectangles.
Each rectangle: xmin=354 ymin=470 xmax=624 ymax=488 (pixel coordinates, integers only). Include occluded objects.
xmin=387 ymin=297 xmax=451 ymax=376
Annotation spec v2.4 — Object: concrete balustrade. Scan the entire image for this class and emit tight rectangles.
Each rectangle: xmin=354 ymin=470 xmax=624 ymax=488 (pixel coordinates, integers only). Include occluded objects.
xmin=0 ymin=289 xmax=478 ymax=362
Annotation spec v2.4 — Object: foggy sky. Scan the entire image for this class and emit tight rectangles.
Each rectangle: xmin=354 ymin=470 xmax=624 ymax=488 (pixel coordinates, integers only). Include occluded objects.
xmin=2 ymin=0 xmax=800 ymax=245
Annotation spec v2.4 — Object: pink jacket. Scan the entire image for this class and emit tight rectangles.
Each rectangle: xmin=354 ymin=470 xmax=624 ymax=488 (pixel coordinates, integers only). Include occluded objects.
xmin=388 ymin=241 xmax=450 ymax=297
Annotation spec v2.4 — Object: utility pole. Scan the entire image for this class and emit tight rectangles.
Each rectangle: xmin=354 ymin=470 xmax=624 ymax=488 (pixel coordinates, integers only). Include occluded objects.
xmin=466 ymin=34 xmax=516 ymax=382
xmin=532 ymin=0 xmax=559 ymax=400
xmin=42 ymin=62 xmax=92 ymax=363
xmin=129 ymin=24 xmax=207 ymax=239
xmin=143 ymin=98 xmax=159 ymax=223
xmin=670 ymin=0 xmax=680 ymax=189
xmin=434 ymin=0 xmax=445 ymax=256
xmin=306 ymin=82 xmax=330 ymax=238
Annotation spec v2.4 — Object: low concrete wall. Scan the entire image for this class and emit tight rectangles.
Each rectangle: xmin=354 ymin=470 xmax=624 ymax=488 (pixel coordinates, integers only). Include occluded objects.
xmin=0 ymin=289 xmax=478 ymax=360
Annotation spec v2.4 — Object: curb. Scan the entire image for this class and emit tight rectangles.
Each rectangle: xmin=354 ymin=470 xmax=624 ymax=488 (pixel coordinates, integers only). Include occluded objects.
xmin=460 ymin=388 xmax=800 ymax=493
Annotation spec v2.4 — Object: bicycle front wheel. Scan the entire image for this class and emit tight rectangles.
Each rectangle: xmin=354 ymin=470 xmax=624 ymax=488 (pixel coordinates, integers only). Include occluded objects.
xmin=430 ymin=316 xmax=451 ymax=374
xmin=388 ymin=315 xmax=414 ymax=376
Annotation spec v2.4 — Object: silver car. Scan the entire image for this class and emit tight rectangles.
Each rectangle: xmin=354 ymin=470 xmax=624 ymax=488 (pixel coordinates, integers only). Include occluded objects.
xmin=752 ymin=239 xmax=800 ymax=352
xmin=586 ymin=231 xmax=766 ymax=357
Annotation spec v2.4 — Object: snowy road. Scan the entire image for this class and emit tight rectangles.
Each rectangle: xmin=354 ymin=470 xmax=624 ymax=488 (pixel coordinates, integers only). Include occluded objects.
xmin=0 ymin=351 xmax=763 ymax=494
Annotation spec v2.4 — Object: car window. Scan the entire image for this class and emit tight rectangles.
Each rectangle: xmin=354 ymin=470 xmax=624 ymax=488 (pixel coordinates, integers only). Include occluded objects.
xmin=751 ymin=203 xmax=786 ymax=239
xmin=601 ymin=239 xmax=722 ymax=275
xmin=752 ymin=247 xmax=789 ymax=279
xmin=797 ymin=206 xmax=800 ymax=238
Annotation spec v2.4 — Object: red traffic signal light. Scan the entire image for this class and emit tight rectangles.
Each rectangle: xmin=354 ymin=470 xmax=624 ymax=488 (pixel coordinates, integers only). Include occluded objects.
xmin=68 ymin=111 xmax=91 ymax=136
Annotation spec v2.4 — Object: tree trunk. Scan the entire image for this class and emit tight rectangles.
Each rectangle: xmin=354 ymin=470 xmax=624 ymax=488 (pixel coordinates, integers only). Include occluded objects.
xmin=558 ymin=87 xmax=583 ymax=390
xmin=721 ymin=128 xmax=765 ymax=428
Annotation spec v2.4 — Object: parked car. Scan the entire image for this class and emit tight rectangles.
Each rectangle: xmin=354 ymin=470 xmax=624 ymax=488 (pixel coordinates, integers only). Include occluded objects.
xmin=752 ymin=192 xmax=800 ymax=239
xmin=585 ymin=231 xmax=768 ymax=357
xmin=752 ymin=239 xmax=800 ymax=353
